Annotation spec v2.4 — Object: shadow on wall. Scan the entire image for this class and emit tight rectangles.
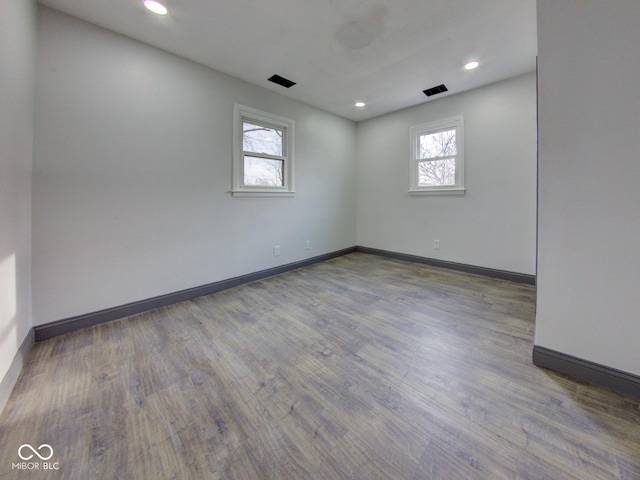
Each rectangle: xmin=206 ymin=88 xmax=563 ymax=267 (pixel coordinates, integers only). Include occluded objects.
xmin=0 ymin=253 xmax=18 ymax=376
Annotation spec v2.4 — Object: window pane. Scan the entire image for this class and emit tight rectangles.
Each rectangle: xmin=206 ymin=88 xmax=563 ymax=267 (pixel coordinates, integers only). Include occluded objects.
xmin=419 ymin=128 xmax=456 ymax=159
xmin=243 ymin=121 xmax=283 ymax=156
xmin=244 ymin=156 xmax=284 ymax=187
xmin=418 ymin=158 xmax=456 ymax=186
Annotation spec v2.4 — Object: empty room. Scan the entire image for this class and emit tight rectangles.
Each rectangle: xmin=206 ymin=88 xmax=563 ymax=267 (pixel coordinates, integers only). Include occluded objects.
xmin=1 ymin=0 xmax=639 ymax=478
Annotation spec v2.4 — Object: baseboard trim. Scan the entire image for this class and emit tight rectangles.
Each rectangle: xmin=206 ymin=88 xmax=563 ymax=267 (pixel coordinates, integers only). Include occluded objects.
xmin=34 ymin=245 xmax=535 ymax=341
xmin=533 ymin=346 xmax=640 ymax=399
xmin=355 ymin=246 xmax=536 ymax=285
xmin=0 ymin=328 xmax=34 ymax=414
xmin=34 ymin=247 xmax=356 ymax=341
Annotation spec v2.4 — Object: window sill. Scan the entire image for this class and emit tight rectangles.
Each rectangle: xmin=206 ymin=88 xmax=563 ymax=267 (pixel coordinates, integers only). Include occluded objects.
xmin=408 ymin=188 xmax=466 ymax=196
xmin=231 ymin=190 xmax=296 ymax=197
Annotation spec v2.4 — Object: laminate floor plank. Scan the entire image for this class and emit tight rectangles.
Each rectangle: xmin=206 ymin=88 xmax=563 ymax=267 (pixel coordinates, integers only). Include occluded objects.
xmin=1 ymin=252 xmax=639 ymax=479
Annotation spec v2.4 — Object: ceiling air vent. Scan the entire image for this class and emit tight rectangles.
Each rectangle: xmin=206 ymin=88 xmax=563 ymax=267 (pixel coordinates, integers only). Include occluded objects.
xmin=268 ymin=74 xmax=296 ymax=88
xmin=423 ymin=84 xmax=448 ymax=97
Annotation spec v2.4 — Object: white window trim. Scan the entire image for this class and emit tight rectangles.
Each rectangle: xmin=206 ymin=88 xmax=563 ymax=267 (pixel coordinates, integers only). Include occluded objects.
xmin=232 ymin=104 xmax=295 ymax=197
xmin=409 ymin=115 xmax=465 ymax=196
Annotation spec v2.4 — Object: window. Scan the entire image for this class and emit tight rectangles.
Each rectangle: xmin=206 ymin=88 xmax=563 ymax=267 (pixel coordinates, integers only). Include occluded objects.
xmin=409 ymin=115 xmax=465 ymax=195
xmin=232 ymin=104 xmax=295 ymax=196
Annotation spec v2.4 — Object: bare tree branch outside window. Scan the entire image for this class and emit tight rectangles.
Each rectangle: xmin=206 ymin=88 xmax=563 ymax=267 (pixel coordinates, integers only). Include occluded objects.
xmin=418 ymin=129 xmax=456 ymax=186
xmin=242 ymin=121 xmax=285 ymax=186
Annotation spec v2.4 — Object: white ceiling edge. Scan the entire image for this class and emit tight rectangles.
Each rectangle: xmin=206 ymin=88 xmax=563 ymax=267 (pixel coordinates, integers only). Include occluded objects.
xmin=37 ymin=0 xmax=537 ymax=122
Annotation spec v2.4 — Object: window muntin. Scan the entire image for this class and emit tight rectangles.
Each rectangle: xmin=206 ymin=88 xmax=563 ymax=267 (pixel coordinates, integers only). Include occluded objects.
xmin=232 ymin=105 xmax=294 ymax=196
xmin=410 ymin=116 xmax=464 ymax=194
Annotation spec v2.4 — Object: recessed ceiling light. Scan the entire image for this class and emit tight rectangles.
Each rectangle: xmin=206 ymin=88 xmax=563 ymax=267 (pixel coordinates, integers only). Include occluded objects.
xmin=143 ymin=0 xmax=168 ymax=15
xmin=355 ymin=102 xmax=366 ymax=107
xmin=464 ymin=61 xmax=479 ymax=70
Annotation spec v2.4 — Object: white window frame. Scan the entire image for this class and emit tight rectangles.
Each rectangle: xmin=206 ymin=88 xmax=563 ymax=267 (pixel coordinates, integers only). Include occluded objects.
xmin=232 ymin=104 xmax=295 ymax=197
xmin=409 ymin=115 xmax=465 ymax=195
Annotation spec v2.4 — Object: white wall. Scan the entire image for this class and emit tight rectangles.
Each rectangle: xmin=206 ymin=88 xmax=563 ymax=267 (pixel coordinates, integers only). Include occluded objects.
xmin=535 ymin=1 xmax=640 ymax=375
xmin=33 ymin=7 xmax=356 ymax=326
xmin=0 ymin=0 xmax=35 ymax=387
xmin=356 ymin=73 xmax=537 ymax=275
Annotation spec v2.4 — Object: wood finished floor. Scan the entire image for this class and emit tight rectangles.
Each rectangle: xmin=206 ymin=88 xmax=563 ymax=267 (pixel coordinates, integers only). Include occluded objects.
xmin=1 ymin=253 xmax=639 ymax=479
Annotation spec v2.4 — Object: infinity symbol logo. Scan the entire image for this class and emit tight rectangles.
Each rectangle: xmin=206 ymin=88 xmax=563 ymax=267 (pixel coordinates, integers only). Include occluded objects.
xmin=18 ymin=444 xmax=53 ymax=461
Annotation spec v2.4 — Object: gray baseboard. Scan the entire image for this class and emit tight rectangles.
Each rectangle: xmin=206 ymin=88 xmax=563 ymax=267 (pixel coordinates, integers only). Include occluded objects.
xmin=34 ymin=247 xmax=356 ymax=341
xmin=356 ymin=246 xmax=536 ymax=285
xmin=0 ymin=328 xmax=34 ymax=415
xmin=34 ymin=245 xmax=535 ymax=342
xmin=533 ymin=346 xmax=640 ymax=399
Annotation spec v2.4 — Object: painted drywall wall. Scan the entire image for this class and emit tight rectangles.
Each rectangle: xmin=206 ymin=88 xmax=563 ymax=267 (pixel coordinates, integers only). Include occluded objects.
xmin=33 ymin=7 xmax=356 ymax=326
xmin=0 ymin=0 xmax=35 ymax=385
xmin=535 ymin=1 xmax=640 ymax=375
xmin=356 ymin=73 xmax=537 ymax=275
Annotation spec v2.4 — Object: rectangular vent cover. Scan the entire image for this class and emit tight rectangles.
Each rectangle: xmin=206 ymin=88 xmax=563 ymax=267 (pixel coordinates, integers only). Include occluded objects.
xmin=268 ymin=74 xmax=296 ymax=88
xmin=423 ymin=84 xmax=448 ymax=97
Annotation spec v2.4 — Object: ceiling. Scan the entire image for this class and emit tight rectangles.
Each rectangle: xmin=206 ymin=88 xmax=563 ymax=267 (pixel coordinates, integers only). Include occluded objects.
xmin=38 ymin=0 xmax=537 ymax=121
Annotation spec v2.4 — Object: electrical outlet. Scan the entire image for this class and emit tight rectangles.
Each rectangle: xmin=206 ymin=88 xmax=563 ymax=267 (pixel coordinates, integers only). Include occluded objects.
xmin=273 ymin=245 xmax=280 ymax=257
xmin=305 ymin=240 xmax=311 ymax=250
xmin=433 ymin=239 xmax=440 ymax=250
